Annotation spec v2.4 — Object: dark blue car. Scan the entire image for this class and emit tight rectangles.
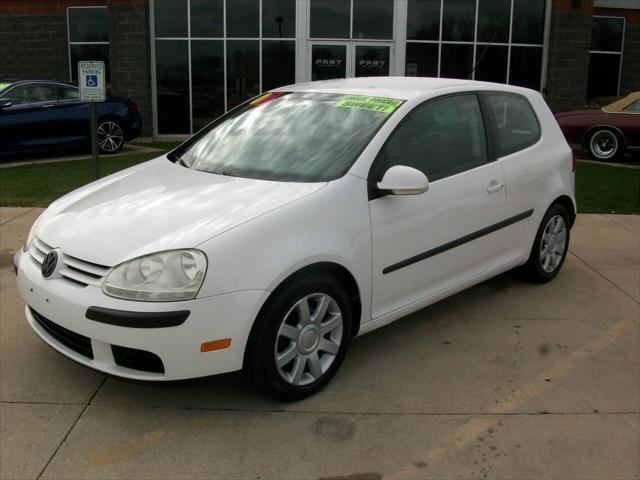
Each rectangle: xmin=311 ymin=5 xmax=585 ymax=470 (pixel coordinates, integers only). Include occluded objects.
xmin=0 ymin=80 xmax=142 ymax=156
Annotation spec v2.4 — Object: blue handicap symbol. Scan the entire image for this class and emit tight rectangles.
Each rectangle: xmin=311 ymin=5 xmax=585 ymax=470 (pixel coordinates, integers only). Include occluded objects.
xmin=86 ymin=75 xmax=98 ymax=87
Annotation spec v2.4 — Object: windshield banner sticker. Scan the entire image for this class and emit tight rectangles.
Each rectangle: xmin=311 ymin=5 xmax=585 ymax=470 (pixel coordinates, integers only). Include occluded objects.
xmin=335 ymin=95 xmax=403 ymax=114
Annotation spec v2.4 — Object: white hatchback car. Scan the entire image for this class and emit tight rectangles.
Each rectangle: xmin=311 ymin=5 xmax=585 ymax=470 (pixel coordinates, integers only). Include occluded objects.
xmin=15 ymin=78 xmax=575 ymax=400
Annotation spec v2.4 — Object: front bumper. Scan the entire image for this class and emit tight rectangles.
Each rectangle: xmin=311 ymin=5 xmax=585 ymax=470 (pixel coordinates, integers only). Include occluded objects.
xmin=15 ymin=249 xmax=269 ymax=381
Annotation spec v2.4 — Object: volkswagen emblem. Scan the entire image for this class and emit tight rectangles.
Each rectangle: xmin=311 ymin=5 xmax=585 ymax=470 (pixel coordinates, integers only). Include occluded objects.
xmin=41 ymin=251 xmax=59 ymax=278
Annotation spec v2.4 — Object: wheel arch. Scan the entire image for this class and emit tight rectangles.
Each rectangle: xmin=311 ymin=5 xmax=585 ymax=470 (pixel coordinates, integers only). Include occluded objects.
xmin=582 ymin=125 xmax=627 ymax=150
xmin=551 ymin=195 xmax=576 ymax=227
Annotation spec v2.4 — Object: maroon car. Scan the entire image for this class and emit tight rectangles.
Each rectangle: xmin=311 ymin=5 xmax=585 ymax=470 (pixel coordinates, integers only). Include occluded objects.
xmin=555 ymin=92 xmax=640 ymax=161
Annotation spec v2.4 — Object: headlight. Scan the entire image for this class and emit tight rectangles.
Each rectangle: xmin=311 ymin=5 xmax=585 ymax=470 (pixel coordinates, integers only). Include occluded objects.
xmin=103 ymin=250 xmax=207 ymax=302
xmin=23 ymin=214 xmax=43 ymax=252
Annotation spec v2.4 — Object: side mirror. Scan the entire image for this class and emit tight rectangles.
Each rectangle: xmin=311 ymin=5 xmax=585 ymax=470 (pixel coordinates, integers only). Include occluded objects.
xmin=377 ymin=165 xmax=429 ymax=195
xmin=0 ymin=98 xmax=12 ymax=109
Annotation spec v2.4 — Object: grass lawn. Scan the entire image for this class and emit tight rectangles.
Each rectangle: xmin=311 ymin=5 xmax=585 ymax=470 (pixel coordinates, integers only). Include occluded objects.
xmin=1 ymin=150 xmax=638 ymax=213
xmin=575 ymin=161 xmax=639 ymax=214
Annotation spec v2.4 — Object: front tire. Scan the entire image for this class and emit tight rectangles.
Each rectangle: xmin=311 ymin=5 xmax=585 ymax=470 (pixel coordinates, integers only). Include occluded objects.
xmin=97 ymin=119 xmax=125 ymax=154
xmin=522 ymin=204 xmax=570 ymax=283
xmin=244 ymin=273 xmax=353 ymax=401
xmin=588 ymin=129 xmax=621 ymax=161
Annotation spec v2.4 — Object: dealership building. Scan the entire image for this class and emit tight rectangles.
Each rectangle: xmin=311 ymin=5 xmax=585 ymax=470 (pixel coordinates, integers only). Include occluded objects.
xmin=1 ymin=0 xmax=638 ymax=137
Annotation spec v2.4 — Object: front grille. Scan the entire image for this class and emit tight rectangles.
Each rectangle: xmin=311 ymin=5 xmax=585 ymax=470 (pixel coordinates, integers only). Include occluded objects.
xmin=111 ymin=345 xmax=165 ymax=374
xmin=30 ymin=237 xmax=111 ymax=288
xmin=29 ymin=308 xmax=94 ymax=359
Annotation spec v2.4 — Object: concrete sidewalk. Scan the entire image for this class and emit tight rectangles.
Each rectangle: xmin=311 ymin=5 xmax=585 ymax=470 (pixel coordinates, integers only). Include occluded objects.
xmin=1 ymin=209 xmax=638 ymax=480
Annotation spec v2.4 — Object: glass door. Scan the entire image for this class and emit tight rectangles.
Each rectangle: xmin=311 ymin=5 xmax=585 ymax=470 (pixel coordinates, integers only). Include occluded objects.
xmin=310 ymin=43 xmax=349 ymax=81
xmin=309 ymin=43 xmax=393 ymax=81
xmin=354 ymin=44 xmax=392 ymax=77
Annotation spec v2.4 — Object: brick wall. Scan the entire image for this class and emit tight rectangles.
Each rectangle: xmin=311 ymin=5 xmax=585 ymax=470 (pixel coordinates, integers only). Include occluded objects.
xmin=545 ymin=10 xmax=594 ymax=112
xmin=0 ymin=14 xmax=69 ymax=81
xmin=108 ymin=3 xmax=153 ymax=136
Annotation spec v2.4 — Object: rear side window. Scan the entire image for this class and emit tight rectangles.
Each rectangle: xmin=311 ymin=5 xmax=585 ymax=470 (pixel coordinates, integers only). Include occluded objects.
xmin=374 ymin=94 xmax=488 ymax=182
xmin=2 ymin=84 xmax=58 ymax=105
xmin=624 ymin=99 xmax=640 ymax=112
xmin=483 ymin=92 xmax=541 ymax=156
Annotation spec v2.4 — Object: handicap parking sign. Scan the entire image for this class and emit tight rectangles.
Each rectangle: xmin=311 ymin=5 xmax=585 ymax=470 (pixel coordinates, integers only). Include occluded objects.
xmin=78 ymin=61 xmax=105 ymax=102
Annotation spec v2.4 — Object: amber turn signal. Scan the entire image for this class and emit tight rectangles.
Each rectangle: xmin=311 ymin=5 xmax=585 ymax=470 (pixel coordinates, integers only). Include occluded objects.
xmin=200 ymin=338 xmax=231 ymax=352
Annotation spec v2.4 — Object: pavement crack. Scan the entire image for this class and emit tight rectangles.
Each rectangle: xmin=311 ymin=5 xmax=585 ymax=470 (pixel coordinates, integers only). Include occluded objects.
xmin=35 ymin=376 xmax=107 ymax=479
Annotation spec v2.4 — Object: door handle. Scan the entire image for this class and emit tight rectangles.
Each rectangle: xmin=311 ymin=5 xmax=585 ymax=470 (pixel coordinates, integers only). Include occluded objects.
xmin=487 ymin=182 xmax=504 ymax=194
xmin=42 ymin=104 xmax=55 ymax=109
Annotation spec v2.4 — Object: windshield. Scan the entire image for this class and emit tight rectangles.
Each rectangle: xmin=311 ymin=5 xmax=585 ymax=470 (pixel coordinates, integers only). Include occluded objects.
xmin=172 ymin=92 xmax=404 ymax=182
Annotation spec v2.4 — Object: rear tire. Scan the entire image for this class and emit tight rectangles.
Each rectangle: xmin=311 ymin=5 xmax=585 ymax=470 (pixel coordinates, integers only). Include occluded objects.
xmin=522 ymin=204 xmax=570 ymax=283
xmin=588 ymin=129 xmax=621 ymax=161
xmin=244 ymin=273 xmax=353 ymax=401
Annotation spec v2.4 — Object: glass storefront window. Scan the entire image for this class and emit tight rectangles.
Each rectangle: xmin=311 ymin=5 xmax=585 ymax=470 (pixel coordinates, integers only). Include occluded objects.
xmin=442 ymin=0 xmax=476 ymax=42
xmin=67 ymin=7 xmax=110 ymax=83
xmin=263 ymin=0 xmax=296 ymax=38
xmin=156 ymin=40 xmax=190 ymax=134
xmin=311 ymin=45 xmax=347 ymax=81
xmin=352 ymin=0 xmax=393 ymax=40
xmin=405 ymin=43 xmax=438 ymax=77
xmin=407 ymin=0 xmax=440 ymax=41
xmin=190 ymin=0 xmax=223 ymax=38
xmin=477 ymin=0 xmax=510 ymax=43
xmin=512 ymin=0 xmax=545 ymax=44
xmin=154 ymin=0 xmax=296 ymax=135
xmin=191 ymin=40 xmax=224 ymax=131
xmin=587 ymin=16 xmax=625 ymax=99
xmin=154 ymin=0 xmax=188 ymax=37
xmin=227 ymin=0 xmax=259 ymax=38
xmin=310 ymin=0 xmax=350 ymax=38
xmin=354 ymin=45 xmax=391 ymax=77
xmin=262 ymin=41 xmax=296 ymax=91
xmin=406 ymin=0 xmax=546 ymax=91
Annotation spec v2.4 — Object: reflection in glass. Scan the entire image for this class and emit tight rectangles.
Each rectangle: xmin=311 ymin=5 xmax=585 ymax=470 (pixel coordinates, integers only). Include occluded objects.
xmin=178 ymin=93 xmax=396 ymax=182
xmin=311 ymin=45 xmax=347 ymax=81
xmin=68 ymin=7 xmax=108 ymax=42
xmin=310 ymin=0 xmax=350 ymax=38
xmin=70 ymin=45 xmax=110 ymax=82
xmin=262 ymin=0 xmax=296 ymax=38
xmin=192 ymin=41 xmax=224 ymax=132
xmin=442 ymin=0 xmax=476 ymax=42
xmin=353 ymin=0 xmax=393 ymax=39
xmin=512 ymin=0 xmax=545 ymax=44
xmin=227 ymin=0 xmax=259 ymax=38
xmin=405 ymin=43 xmax=438 ymax=77
xmin=355 ymin=46 xmax=391 ymax=77
xmin=591 ymin=17 xmax=624 ymax=52
xmin=473 ymin=45 xmax=508 ymax=83
xmin=156 ymin=40 xmax=190 ymax=134
xmin=407 ymin=0 xmax=440 ymax=40
xmin=154 ymin=0 xmax=188 ymax=37
xmin=587 ymin=53 xmax=621 ymax=98
xmin=509 ymin=46 xmax=542 ymax=90
xmin=226 ymin=40 xmax=260 ymax=109
xmin=477 ymin=0 xmax=510 ymax=43
xmin=262 ymin=41 xmax=296 ymax=91
xmin=190 ymin=0 xmax=223 ymax=38
xmin=441 ymin=44 xmax=473 ymax=79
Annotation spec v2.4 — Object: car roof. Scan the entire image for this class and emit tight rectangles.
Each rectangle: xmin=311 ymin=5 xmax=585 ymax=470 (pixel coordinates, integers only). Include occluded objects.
xmin=603 ymin=91 xmax=640 ymax=113
xmin=274 ymin=76 xmax=533 ymax=100
xmin=1 ymin=79 xmax=77 ymax=90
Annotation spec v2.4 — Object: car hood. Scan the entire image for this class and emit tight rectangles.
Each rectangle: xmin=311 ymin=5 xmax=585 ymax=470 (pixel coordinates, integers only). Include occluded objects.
xmin=38 ymin=157 xmax=325 ymax=266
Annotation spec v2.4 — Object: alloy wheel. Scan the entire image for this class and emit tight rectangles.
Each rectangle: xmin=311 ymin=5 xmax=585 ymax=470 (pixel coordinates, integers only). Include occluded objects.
xmin=97 ymin=121 xmax=124 ymax=153
xmin=275 ymin=293 xmax=343 ymax=386
xmin=539 ymin=214 xmax=567 ymax=273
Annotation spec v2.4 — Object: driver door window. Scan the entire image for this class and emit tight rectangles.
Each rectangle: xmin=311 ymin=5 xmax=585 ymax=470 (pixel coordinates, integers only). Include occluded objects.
xmin=374 ymin=94 xmax=488 ymax=182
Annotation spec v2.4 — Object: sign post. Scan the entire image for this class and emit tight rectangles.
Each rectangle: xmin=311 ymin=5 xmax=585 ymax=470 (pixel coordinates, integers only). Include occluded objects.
xmin=78 ymin=61 xmax=106 ymax=181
